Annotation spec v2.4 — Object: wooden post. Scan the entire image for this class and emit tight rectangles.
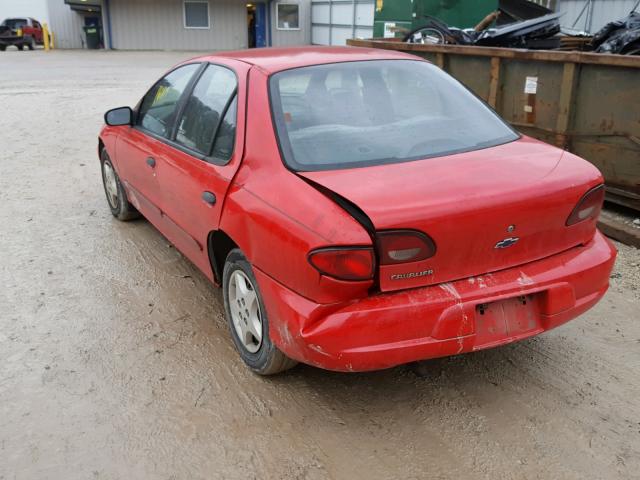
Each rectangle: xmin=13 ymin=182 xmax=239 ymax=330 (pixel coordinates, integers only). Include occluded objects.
xmin=435 ymin=52 xmax=445 ymax=69
xmin=488 ymin=57 xmax=501 ymax=108
xmin=555 ymin=62 xmax=578 ymax=148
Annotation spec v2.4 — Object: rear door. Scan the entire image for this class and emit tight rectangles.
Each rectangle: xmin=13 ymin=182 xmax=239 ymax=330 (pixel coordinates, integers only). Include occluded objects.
xmin=151 ymin=60 xmax=249 ymax=278
xmin=115 ymin=63 xmax=202 ymax=225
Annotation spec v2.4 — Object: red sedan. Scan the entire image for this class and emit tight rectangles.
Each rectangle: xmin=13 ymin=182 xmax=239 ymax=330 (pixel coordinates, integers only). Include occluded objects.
xmin=99 ymin=47 xmax=616 ymax=374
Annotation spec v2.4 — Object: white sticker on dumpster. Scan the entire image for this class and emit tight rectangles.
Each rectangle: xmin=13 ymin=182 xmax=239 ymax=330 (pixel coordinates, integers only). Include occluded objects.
xmin=383 ymin=22 xmax=396 ymax=38
xmin=524 ymin=76 xmax=538 ymax=94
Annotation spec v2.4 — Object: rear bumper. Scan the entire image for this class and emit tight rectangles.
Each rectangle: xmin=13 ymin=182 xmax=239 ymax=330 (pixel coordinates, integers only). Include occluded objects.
xmin=255 ymin=231 xmax=617 ymax=372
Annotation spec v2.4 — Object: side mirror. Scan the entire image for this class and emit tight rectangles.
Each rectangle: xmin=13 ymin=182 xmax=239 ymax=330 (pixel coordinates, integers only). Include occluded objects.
xmin=104 ymin=106 xmax=133 ymax=126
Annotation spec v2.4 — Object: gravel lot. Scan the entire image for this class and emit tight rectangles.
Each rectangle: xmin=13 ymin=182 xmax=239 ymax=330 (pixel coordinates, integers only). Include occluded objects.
xmin=1 ymin=50 xmax=639 ymax=480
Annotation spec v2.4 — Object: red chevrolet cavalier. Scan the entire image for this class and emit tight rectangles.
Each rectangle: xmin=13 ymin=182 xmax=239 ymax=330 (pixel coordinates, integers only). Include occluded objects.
xmin=99 ymin=47 xmax=616 ymax=374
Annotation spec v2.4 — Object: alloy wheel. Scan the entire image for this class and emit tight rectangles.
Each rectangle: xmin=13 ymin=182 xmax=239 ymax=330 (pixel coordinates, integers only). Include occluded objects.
xmin=228 ymin=270 xmax=263 ymax=353
xmin=102 ymin=161 xmax=119 ymax=209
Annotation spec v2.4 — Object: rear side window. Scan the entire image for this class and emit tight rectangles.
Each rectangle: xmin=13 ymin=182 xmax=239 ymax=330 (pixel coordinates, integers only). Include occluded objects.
xmin=270 ymin=60 xmax=519 ymax=171
xmin=137 ymin=63 xmax=200 ymax=138
xmin=175 ymin=64 xmax=237 ymax=160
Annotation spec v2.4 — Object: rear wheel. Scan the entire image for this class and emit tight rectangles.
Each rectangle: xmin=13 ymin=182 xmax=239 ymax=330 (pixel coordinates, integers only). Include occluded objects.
xmin=17 ymin=43 xmax=24 ymax=51
xmin=223 ymin=249 xmax=297 ymax=375
xmin=100 ymin=150 xmax=140 ymax=221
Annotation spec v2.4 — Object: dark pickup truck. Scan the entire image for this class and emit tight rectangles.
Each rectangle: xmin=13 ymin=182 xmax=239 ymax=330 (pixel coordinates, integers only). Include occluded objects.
xmin=0 ymin=17 xmax=44 ymax=51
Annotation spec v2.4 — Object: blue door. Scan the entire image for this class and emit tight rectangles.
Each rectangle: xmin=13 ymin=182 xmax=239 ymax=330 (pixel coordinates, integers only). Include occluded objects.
xmin=254 ymin=3 xmax=267 ymax=47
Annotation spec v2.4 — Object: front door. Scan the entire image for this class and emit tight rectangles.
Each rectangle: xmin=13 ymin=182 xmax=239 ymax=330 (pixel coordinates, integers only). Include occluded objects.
xmin=152 ymin=60 xmax=249 ymax=279
xmin=115 ymin=63 xmax=202 ymax=226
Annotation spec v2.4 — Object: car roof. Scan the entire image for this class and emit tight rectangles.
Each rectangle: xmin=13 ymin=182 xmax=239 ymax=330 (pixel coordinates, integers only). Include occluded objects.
xmin=194 ymin=46 xmax=422 ymax=74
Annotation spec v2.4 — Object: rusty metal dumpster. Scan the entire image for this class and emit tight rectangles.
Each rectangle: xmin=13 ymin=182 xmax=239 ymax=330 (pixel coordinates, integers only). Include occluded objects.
xmin=347 ymin=39 xmax=640 ymax=211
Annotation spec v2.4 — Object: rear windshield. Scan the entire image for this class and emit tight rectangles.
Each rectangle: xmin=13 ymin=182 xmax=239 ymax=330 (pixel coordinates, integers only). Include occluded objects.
xmin=269 ymin=60 xmax=519 ymax=171
xmin=3 ymin=18 xmax=28 ymax=29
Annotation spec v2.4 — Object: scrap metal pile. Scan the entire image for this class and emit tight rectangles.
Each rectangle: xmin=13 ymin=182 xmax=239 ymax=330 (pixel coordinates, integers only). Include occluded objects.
xmin=404 ymin=1 xmax=640 ymax=55
xmin=591 ymin=11 xmax=640 ymax=55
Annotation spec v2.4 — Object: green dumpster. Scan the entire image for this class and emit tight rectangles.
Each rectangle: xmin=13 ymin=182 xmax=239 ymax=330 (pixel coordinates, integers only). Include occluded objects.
xmin=373 ymin=0 xmax=498 ymax=39
xmin=373 ymin=0 xmax=413 ymax=39
xmin=414 ymin=0 xmax=498 ymax=30
xmin=83 ymin=26 xmax=100 ymax=49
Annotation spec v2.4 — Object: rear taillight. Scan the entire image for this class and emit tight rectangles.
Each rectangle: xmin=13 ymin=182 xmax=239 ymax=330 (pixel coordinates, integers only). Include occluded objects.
xmin=566 ymin=184 xmax=605 ymax=226
xmin=308 ymin=247 xmax=375 ymax=281
xmin=376 ymin=230 xmax=436 ymax=265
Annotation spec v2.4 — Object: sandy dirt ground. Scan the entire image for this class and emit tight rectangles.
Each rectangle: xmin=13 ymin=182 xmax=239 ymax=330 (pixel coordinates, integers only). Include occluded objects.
xmin=1 ymin=50 xmax=639 ymax=480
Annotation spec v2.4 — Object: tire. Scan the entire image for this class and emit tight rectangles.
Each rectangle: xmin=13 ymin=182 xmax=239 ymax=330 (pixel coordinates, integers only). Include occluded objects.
xmin=405 ymin=27 xmax=446 ymax=45
xmin=17 ymin=43 xmax=24 ymax=51
xmin=223 ymin=249 xmax=298 ymax=375
xmin=622 ymin=40 xmax=640 ymax=55
xmin=100 ymin=149 xmax=140 ymax=221
xmin=0 ymin=45 xmax=6 ymax=52
xmin=28 ymin=37 xmax=35 ymax=50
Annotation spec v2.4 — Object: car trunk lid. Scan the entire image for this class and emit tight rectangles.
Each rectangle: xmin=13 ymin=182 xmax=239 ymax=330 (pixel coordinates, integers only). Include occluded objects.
xmin=299 ymin=137 xmax=602 ymax=292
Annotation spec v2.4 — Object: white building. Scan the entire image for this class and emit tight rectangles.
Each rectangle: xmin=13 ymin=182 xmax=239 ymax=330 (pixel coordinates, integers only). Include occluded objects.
xmin=1 ymin=0 xmax=311 ymax=50
xmin=2 ymin=0 xmax=637 ymax=49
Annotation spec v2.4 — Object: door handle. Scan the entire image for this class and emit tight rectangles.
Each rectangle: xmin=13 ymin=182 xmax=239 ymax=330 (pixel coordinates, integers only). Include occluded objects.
xmin=202 ymin=191 xmax=216 ymax=205
xmin=146 ymin=157 xmax=156 ymax=168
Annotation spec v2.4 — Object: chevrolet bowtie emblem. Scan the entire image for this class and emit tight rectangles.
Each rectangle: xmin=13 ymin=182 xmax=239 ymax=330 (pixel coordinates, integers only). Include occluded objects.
xmin=495 ymin=237 xmax=519 ymax=249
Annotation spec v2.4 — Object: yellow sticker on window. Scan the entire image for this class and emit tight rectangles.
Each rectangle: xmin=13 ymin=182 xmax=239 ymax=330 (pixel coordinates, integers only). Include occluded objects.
xmin=154 ymin=85 xmax=169 ymax=104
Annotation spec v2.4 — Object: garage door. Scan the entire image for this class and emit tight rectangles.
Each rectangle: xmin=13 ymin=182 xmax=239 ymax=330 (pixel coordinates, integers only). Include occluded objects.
xmin=311 ymin=0 xmax=374 ymax=45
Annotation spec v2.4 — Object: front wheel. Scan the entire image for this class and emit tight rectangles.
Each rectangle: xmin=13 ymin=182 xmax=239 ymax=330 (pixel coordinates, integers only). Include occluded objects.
xmin=223 ymin=249 xmax=297 ymax=375
xmin=100 ymin=150 xmax=140 ymax=221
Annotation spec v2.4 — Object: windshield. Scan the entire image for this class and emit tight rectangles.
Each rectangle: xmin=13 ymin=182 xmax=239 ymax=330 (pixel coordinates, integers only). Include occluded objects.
xmin=3 ymin=18 xmax=28 ymax=29
xmin=269 ymin=60 xmax=519 ymax=171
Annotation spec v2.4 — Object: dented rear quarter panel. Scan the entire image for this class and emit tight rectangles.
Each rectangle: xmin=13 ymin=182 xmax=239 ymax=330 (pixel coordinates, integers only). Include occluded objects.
xmin=218 ymin=66 xmax=374 ymax=304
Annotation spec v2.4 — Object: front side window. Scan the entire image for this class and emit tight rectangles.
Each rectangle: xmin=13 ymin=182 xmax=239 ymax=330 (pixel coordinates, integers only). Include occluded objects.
xmin=137 ymin=63 xmax=200 ymax=138
xmin=276 ymin=3 xmax=299 ymax=29
xmin=184 ymin=1 xmax=210 ymax=28
xmin=175 ymin=64 xmax=237 ymax=159
xmin=270 ymin=60 xmax=519 ymax=171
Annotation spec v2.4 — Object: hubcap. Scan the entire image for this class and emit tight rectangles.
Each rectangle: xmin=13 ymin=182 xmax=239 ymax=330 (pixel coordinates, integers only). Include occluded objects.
xmin=228 ymin=270 xmax=263 ymax=353
xmin=102 ymin=161 xmax=119 ymax=209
